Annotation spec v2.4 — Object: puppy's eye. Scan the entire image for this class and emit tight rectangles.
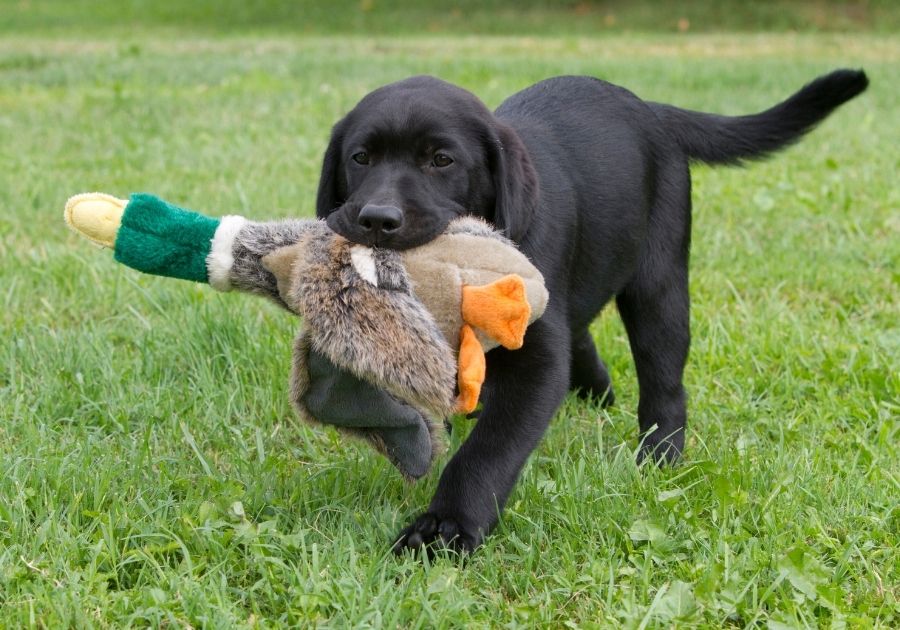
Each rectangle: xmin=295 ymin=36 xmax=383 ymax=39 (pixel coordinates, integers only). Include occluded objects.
xmin=352 ymin=152 xmax=370 ymax=165
xmin=432 ymin=153 xmax=453 ymax=168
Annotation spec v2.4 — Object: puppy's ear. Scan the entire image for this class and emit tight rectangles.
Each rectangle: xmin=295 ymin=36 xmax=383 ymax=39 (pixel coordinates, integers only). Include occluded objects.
xmin=316 ymin=119 xmax=348 ymax=219
xmin=488 ymin=122 xmax=539 ymax=241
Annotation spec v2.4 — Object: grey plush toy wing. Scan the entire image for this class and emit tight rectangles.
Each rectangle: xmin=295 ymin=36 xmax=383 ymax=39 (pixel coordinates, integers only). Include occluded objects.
xmin=219 ymin=219 xmax=447 ymax=478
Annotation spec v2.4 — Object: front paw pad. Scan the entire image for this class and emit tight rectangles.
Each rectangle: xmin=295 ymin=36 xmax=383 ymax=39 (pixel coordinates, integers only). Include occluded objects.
xmin=392 ymin=513 xmax=480 ymax=555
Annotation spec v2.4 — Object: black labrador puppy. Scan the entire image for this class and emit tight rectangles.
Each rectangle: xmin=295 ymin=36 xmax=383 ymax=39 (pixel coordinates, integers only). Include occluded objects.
xmin=315 ymin=70 xmax=868 ymax=552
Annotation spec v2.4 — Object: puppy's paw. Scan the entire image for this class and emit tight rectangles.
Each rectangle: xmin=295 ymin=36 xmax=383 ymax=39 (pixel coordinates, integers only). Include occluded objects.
xmin=637 ymin=430 xmax=684 ymax=466
xmin=392 ymin=512 xmax=481 ymax=556
xmin=576 ymin=383 xmax=616 ymax=408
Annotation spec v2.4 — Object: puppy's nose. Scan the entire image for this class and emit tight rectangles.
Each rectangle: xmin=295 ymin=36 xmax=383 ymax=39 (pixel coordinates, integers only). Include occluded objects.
xmin=358 ymin=204 xmax=403 ymax=235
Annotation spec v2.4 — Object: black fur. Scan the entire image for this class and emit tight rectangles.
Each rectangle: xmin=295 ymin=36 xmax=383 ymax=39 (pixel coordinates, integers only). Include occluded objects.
xmin=314 ymin=69 xmax=868 ymax=553
xmin=649 ymin=69 xmax=869 ymax=165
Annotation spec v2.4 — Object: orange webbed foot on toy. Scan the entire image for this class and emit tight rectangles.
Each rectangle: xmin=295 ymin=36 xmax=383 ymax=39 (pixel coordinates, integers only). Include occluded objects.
xmin=461 ymin=274 xmax=531 ymax=350
xmin=456 ymin=324 xmax=486 ymax=413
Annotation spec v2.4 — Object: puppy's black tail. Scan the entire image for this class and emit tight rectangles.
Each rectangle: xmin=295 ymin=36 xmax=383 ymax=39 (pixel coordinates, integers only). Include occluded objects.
xmin=650 ymin=69 xmax=868 ymax=166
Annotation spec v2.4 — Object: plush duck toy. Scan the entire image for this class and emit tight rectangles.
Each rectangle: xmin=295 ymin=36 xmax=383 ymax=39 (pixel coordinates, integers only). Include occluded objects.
xmin=65 ymin=193 xmax=548 ymax=478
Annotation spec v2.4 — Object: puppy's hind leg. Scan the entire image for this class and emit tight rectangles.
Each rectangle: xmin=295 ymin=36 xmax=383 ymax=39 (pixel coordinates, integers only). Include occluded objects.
xmin=616 ymin=272 xmax=689 ymax=465
xmin=616 ymin=161 xmax=692 ymax=465
xmin=570 ymin=330 xmax=615 ymax=407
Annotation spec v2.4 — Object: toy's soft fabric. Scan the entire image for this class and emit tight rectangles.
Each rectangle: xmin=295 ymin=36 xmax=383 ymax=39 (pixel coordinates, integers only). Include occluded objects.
xmin=65 ymin=193 xmax=549 ymax=477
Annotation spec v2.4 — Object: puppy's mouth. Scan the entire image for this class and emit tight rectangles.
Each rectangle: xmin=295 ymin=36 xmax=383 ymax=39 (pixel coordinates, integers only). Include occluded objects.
xmin=325 ymin=207 xmax=450 ymax=251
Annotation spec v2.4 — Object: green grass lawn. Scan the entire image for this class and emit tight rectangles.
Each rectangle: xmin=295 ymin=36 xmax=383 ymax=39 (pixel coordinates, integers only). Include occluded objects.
xmin=1 ymin=3 xmax=898 ymax=627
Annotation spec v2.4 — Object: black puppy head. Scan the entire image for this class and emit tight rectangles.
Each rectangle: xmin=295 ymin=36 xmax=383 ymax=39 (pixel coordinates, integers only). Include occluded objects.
xmin=316 ymin=75 xmax=538 ymax=249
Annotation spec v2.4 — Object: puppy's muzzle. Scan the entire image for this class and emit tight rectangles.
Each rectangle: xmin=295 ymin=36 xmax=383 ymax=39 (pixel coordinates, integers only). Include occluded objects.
xmin=358 ymin=204 xmax=403 ymax=240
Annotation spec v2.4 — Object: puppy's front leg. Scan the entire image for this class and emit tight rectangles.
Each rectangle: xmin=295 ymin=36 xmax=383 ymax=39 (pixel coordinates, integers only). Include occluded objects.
xmin=393 ymin=315 xmax=570 ymax=553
